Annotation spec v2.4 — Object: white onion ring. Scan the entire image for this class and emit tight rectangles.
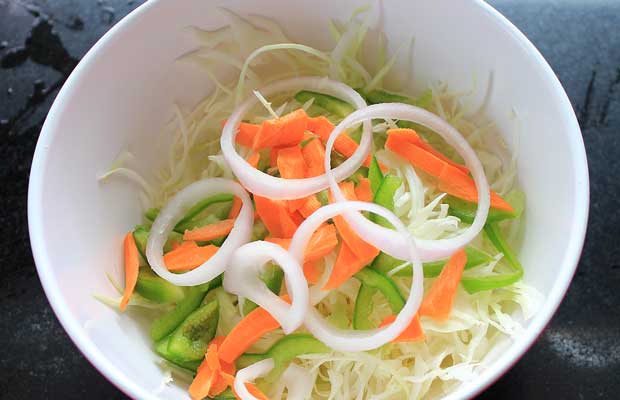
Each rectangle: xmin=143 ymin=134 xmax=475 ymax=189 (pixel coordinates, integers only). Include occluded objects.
xmin=145 ymin=178 xmax=253 ymax=286
xmin=221 ymin=76 xmax=373 ymax=199
xmin=289 ymin=201 xmax=424 ymax=352
xmin=234 ymin=358 xmax=274 ymax=400
xmin=223 ymin=241 xmax=309 ymax=334
xmin=271 ymin=363 xmax=315 ymax=399
xmin=324 ymin=103 xmax=491 ymax=262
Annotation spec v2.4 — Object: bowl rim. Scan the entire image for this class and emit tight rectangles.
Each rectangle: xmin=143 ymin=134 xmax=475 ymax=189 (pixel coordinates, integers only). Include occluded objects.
xmin=27 ymin=0 xmax=589 ymax=399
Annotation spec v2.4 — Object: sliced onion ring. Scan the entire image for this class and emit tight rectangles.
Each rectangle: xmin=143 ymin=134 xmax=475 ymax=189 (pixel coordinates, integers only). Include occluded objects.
xmin=146 ymin=178 xmax=253 ymax=286
xmin=234 ymin=358 xmax=275 ymax=400
xmin=324 ymin=103 xmax=491 ymax=262
xmin=221 ymin=76 xmax=372 ymax=200
xmin=223 ymin=241 xmax=309 ymax=334
xmin=289 ymin=201 xmax=424 ymax=352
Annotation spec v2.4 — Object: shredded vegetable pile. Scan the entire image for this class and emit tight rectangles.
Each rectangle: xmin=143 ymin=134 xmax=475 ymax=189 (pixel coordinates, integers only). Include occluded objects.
xmin=98 ymin=5 xmax=543 ymax=400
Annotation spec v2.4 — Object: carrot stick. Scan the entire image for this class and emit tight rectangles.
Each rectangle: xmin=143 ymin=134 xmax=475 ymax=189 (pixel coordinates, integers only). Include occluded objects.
xmin=386 ymin=133 xmax=514 ymax=212
xmin=269 ymin=147 xmax=280 ymax=168
xmin=163 ymin=242 xmax=219 ymax=271
xmin=254 ymin=196 xmax=299 ymax=238
xmin=120 ymin=232 xmax=139 ymax=311
xmin=303 ymin=261 xmax=322 ymax=284
xmin=228 ymin=197 xmax=243 ymax=219
xmin=298 ymin=195 xmax=322 ymax=218
xmin=246 ymin=151 xmax=260 ymax=169
xmin=183 ymin=219 xmax=235 ymax=242
xmin=324 ymin=241 xmax=377 ymax=290
xmin=265 ymin=224 xmax=338 ymax=263
xmin=253 ymin=109 xmax=308 ymax=150
xmin=307 ymin=116 xmax=374 ymax=167
xmin=219 ymin=296 xmax=291 ymax=364
xmin=419 ymin=248 xmax=467 ymax=321
xmin=355 ymin=178 xmax=373 ymax=202
xmin=302 ymin=137 xmax=326 ymax=177
xmin=189 ymin=360 xmax=218 ymax=400
xmin=234 ymin=122 xmax=261 ymax=148
xmin=276 ymin=145 xmax=308 ymax=212
xmin=379 ymin=314 xmax=425 ymax=342
xmin=387 ymin=128 xmax=469 ymax=174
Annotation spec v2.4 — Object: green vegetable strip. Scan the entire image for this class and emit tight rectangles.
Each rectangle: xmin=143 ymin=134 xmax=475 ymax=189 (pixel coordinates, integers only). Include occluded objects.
xmin=371 ymin=174 xmax=402 ymax=228
xmin=368 ymin=156 xmax=384 ymax=194
xmin=294 ymin=90 xmax=355 ymax=118
xmin=167 ymin=299 xmax=219 ymax=361
xmin=353 ymin=268 xmax=406 ymax=330
xmin=460 ymin=223 xmax=524 ymax=293
xmin=242 ymin=263 xmax=284 ymax=314
xmin=211 ymin=389 xmax=237 ymax=400
xmin=150 ymin=284 xmax=211 ymax=341
xmin=236 ymin=334 xmax=330 ymax=381
xmin=352 ymin=284 xmax=377 ymax=330
xmin=446 ymin=196 xmax=516 ymax=225
xmin=154 ymin=337 xmax=201 ymax=372
xmin=135 ymin=269 xmax=185 ymax=304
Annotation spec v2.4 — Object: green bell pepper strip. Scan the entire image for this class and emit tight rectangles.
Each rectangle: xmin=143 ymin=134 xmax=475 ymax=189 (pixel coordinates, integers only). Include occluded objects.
xmin=144 ymin=193 xmax=234 ymax=233
xmin=371 ymin=174 xmax=402 ymax=228
xmin=135 ymin=269 xmax=185 ymax=304
xmin=150 ymin=283 xmax=211 ymax=342
xmin=460 ymin=223 xmax=524 ymax=293
xmin=360 ymin=88 xmax=432 ymax=130
xmin=446 ymin=196 xmax=516 ymax=225
xmin=242 ymin=263 xmax=284 ymax=315
xmin=166 ymin=299 xmax=219 ymax=362
xmin=316 ymin=190 xmax=329 ymax=206
xmin=154 ymin=336 xmax=201 ymax=372
xmin=352 ymin=268 xmax=406 ymax=330
xmin=211 ymin=389 xmax=236 ymax=400
xmin=294 ymin=90 xmax=355 ymax=118
xmin=236 ymin=334 xmax=330 ymax=381
xmin=368 ymin=155 xmax=384 ymax=194
xmin=371 ymin=246 xmax=494 ymax=278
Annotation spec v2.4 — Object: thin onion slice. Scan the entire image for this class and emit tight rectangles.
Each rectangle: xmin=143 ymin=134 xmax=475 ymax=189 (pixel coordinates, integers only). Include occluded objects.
xmin=145 ymin=178 xmax=253 ymax=286
xmin=324 ymin=103 xmax=491 ymax=262
xmin=221 ymin=76 xmax=372 ymax=199
xmin=289 ymin=201 xmax=424 ymax=352
xmin=234 ymin=358 xmax=274 ymax=400
xmin=223 ymin=241 xmax=309 ymax=334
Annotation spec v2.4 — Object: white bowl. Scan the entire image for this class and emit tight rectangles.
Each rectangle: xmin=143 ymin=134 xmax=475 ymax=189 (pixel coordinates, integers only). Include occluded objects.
xmin=28 ymin=0 xmax=589 ymax=399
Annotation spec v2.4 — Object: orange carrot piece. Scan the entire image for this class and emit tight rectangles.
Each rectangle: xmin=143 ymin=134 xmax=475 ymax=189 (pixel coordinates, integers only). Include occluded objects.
xmin=386 ymin=134 xmax=514 ymax=212
xmin=228 ymin=197 xmax=243 ymax=219
xmin=189 ymin=361 xmax=218 ymax=400
xmin=298 ymin=195 xmax=322 ymax=218
xmin=419 ymin=249 xmax=467 ymax=321
xmin=120 ymin=232 xmax=140 ymax=311
xmin=330 ymin=182 xmax=380 ymax=261
xmin=307 ymin=116 xmax=374 ymax=167
xmin=265 ymin=224 xmax=337 ymax=263
xmin=253 ymin=109 xmax=308 ymax=149
xmin=246 ymin=151 xmax=260 ymax=169
xmin=183 ymin=219 xmax=235 ymax=242
xmin=254 ymin=196 xmax=299 ymax=238
xmin=302 ymin=137 xmax=326 ymax=177
xmin=163 ymin=243 xmax=219 ymax=271
xmin=324 ymin=241 xmax=376 ymax=290
xmin=269 ymin=147 xmax=280 ymax=168
xmin=219 ymin=296 xmax=291 ymax=364
xmin=277 ymin=145 xmax=308 ymax=212
xmin=244 ymin=384 xmax=270 ymax=400
xmin=303 ymin=261 xmax=322 ymax=284
xmin=234 ymin=122 xmax=261 ymax=148
xmin=355 ymin=178 xmax=373 ymax=202
xmin=387 ymin=128 xmax=469 ymax=174
xmin=379 ymin=314 xmax=425 ymax=342
xmin=210 ymin=337 xmax=237 ymax=396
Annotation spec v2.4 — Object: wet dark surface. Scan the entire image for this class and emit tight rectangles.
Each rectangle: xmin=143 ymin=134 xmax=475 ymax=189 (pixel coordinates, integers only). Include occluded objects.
xmin=0 ymin=0 xmax=618 ymax=399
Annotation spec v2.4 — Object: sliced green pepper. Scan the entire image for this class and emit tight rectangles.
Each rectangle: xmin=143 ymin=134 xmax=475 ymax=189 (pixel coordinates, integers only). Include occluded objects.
xmin=211 ymin=388 xmax=236 ymax=400
xmin=352 ymin=284 xmax=377 ymax=330
xmin=166 ymin=299 xmax=219 ymax=362
xmin=446 ymin=196 xmax=516 ymax=225
xmin=371 ymin=174 xmax=402 ymax=228
xmin=150 ymin=284 xmax=211 ymax=341
xmin=368 ymin=155 xmax=384 ymax=194
xmin=353 ymin=268 xmax=406 ymax=330
xmin=236 ymin=334 xmax=329 ymax=380
xmin=155 ymin=336 xmax=201 ymax=372
xmin=316 ymin=190 xmax=329 ymax=206
xmin=371 ymin=246 xmax=494 ymax=278
xmin=135 ymin=269 xmax=185 ymax=304
xmin=362 ymin=88 xmax=433 ymax=109
xmin=132 ymin=226 xmax=150 ymax=260
xmin=242 ymin=263 xmax=284 ymax=314
xmin=294 ymin=90 xmax=355 ymax=118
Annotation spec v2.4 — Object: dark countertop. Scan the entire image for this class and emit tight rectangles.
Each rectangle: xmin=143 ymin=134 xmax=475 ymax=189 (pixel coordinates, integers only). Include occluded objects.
xmin=1 ymin=0 xmax=618 ymax=399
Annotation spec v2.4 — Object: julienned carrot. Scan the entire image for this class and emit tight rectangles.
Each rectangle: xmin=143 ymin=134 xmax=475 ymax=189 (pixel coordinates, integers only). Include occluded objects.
xmin=189 ymin=358 xmax=218 ymax=400
xmin=265 ymin=224 xmax=338 ymax=263
xmin=329 ymin=182 xmax=380 ymax=261
xmin=163 ymin=242 xmax=219 ymax=271
xmin=419 ymin=248 xmax=467 ymax=321
xmin=385 ymin=133 xmax=514 ymax=212
xmin=387 ymin=128 xmax=469 ymax=174
xmin=228 ymin=197 xmax=242 ymax=219
xmin=276 ymin=145 xmax=308 ymax=212
xmin=379 ymin=314 xmax=425 ymax=342
xmin=252 ymin=109 xmax=309 ymax=150
xmin=183 ymin=219 xmax=235 ymax=242
xmin=189 ymin=336 xmax=236 ymax=399
xmin=302 ymin=137 xmax=326 ymax=177
xmin=355 ymin=177 xmax=373 ymax=202
xmin=219 ymin=296 xmax=291 ymax=363
xmin=298 ymin=195 xmax=322 ymax=218
xmin=307 ymin=116 xmax=374 ymax=167
xmin=234 ymin=122 xmax=261 ymax=148
xmin=240 ymin=384 xmax=270 ymax=400
xmin=304 ymin=261 xmax=322 ymax=284
xmin=324 ymin=241 xmax=377 ymax=290
xmin=269 ymin=147 xmax=280 ymax=168
xmin=254 ymin=196 xmax=299 ymax=238
xmin=246 ymin=151 xmax=260 ymax=169
xmin=120 ymin=232 xmax=139 ymax=311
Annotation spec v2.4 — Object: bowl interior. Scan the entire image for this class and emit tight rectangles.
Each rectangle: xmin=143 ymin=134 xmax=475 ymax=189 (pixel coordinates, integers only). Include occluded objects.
xmin=28 ymin=0 xmax=588 ymax=399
